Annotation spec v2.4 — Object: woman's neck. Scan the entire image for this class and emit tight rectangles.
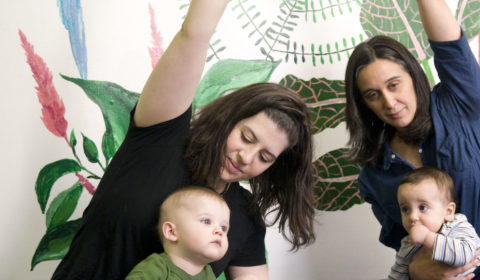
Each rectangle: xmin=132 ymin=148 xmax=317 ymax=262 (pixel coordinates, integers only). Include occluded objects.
xmin=390 ymin=133 xmax=423 ymax=168
xmin=213 ymin=182 xmax=231 ymax=195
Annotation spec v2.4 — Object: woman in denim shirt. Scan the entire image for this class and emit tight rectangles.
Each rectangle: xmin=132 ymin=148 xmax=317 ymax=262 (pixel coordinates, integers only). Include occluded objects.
xmin=345 ymin=0 xmax=480 ymax=279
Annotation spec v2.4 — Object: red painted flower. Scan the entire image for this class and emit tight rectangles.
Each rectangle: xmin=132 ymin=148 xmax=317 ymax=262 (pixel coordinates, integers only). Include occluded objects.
xmin=148 ymin=3 xmax=164 ymax=69
xmin=75 ymin=173 xmax=96 ymax=195
xmin=19 ymin=29 xmax=69 ymax=145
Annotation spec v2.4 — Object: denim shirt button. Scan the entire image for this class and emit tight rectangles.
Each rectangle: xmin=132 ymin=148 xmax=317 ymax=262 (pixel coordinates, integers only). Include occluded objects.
xmin=391 ymin=154 xmax=395 ymax=159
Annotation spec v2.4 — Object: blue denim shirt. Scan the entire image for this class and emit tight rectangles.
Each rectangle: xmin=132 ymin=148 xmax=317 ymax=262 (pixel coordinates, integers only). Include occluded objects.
xmin=359 ymin=32 xmax=480 ymax=253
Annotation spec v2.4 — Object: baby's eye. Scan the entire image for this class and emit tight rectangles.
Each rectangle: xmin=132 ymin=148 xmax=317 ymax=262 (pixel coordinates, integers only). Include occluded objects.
xmin=419 ymin=205 xmax=429 ymax=211
xmin=221 ymin=225 xmax=228 ymax=233
xmin=200 ymin=218 xmax=211 ymax=225
xmin=400 ymin=206 xmax=408 ymax=213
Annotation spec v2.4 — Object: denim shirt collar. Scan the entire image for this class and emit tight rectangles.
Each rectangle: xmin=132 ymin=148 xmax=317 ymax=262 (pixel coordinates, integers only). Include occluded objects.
xmin=380 ymin=139 xmax=427 ymax=171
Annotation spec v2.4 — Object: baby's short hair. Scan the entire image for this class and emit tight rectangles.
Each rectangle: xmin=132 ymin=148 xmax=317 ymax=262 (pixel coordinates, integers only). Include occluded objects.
xmin=399 ymin=166 xmax=457 ymax=203
xmin=159 ymin=185 xmax=228 ymax=225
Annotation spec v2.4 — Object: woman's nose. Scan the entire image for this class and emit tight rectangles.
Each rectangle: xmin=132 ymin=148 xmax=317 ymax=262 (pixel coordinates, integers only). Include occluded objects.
xmin=382 ymin=92 xmax=396 ymax=109
xmin=238 ymin=148 xmax=254 ymax=165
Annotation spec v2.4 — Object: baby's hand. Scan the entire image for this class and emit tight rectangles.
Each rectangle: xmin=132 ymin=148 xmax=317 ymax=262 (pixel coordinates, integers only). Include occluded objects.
xmin=409 ymin=224 xmax=430 ymax=245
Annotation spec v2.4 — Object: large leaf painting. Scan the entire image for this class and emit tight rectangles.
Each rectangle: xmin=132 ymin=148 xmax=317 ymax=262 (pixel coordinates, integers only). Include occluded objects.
xmin=312 ymin=148 xmax=361 ymax=211
xmin=456 ymin=0 xmax=480 ymax=40
xmin=361 ymin=0 xmax=480 ymax=82
xmin=280 ymin=75 xmax=346 ymax=134
xmin=279 ymin=75 xmax=361 ymax=211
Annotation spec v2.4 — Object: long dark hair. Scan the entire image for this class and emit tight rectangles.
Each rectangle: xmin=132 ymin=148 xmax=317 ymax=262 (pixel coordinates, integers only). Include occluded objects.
xmin=184 ymin=82 xmax=315 ymax=250
xmin=345 ymin=35 xmax=432 ymax=166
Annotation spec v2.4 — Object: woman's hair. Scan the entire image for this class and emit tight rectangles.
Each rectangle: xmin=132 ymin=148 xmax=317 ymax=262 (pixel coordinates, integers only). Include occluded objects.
xmin=345 ymin=35 xmax=433 ymax=166
xmin=184 ymin=82 xmax=315 ymax=250
xmin=399 ymin=167 xmax=457 ymax=204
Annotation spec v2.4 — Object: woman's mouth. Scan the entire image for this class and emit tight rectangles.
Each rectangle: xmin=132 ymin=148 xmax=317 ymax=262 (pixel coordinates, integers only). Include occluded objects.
xmin=387 ymin=107 xmax=405 ymax=119
xmin=226 ymin=157 xmax=241 ymax=173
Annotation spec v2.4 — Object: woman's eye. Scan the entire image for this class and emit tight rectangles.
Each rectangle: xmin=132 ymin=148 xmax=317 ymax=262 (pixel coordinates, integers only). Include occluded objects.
xmin=364 ymin=91 xmax=379 ymax=100
xmin=241 ymin=132 xmax=253 ymax=143
xmin=259 ymin=153 xmax=273 ymax=163
xmin=389 ymin=82 xmax=399 ymax=90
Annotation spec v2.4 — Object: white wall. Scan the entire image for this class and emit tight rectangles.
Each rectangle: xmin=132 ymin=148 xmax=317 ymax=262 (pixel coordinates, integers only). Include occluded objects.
xmin=3 ymin=0 xmax=473 ymax=279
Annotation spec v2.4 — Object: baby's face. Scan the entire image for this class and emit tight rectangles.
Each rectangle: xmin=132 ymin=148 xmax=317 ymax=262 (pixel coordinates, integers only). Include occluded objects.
xmin=175 ymin=196 xmax=230 ymax=263
xmin=397 ymin=179 xmax=452 ymax=234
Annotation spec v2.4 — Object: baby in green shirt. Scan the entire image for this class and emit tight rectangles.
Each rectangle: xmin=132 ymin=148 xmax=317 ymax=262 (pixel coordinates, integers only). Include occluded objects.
xmin=126 ymin=186 xmax=230 ymax=280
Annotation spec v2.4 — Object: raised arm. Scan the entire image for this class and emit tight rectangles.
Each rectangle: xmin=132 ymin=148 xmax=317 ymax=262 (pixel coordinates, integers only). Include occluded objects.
xmin=134 ymin=0 xmax=229 ymax=127
xmin=416 ymin=0 xmax=461 ymax=41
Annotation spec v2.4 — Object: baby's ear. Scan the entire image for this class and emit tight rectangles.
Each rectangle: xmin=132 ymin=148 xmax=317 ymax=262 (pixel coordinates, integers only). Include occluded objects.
xmin=162 ymin=221 xmax=178 ymax=242
xmin=445 ymin=202 xmax=456 ymax=222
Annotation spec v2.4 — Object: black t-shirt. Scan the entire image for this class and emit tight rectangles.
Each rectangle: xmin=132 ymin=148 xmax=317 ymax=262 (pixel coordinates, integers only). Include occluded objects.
xmin=52 ymin=108 xmax=266 ymax=280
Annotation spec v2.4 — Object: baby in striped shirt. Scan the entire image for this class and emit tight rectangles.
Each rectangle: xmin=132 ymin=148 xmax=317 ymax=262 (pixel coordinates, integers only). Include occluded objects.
xmin=388 ymin=167 xmax=480 ymax=280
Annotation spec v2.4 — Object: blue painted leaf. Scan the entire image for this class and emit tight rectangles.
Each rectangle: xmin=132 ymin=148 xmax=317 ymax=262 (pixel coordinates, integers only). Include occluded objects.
xmin=60 ymin=74 xmax=139 ymax=163
xmin=193 ymin=59 xmax=280 ymax=109
xmin=57 ymin=0 xmax=88 ymax=79
xmin=35 ymin=159 xmax=81 ymax=213
xmin=31 ymin=218 xmax=82 ymax=270
xmin=45 ymin=182 xmax=83 ymax=230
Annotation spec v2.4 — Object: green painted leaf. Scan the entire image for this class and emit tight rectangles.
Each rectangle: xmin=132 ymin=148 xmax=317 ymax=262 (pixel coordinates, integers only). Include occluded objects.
xmin=193 ymin=59 xmax=280 ymax=109
xmin=69 ymin=129 xmax=77 ymax=148
xmin=457 ymin=0 xmax=480 ymax=41
xmin=35 ymin=159 xmax=82 ymax=213
xmin=82 ymin=133 xmax=99 ymax=163
xmin=280 ymin=75 xmax=346 ymax=134
xmin=45 ymin=182 xmax=83 ymax=230
xmin=60 ymin=74 xmax=139 ymax=163
xmin=31 ymin=218 xmax=82 ymax=270
xmin=102 ymin=130 xmax=115 ymax=164
xmin=360 ymin=0 xmax=432 ymax=61
xmin=313 ymin=148 xmax=363 ymax=211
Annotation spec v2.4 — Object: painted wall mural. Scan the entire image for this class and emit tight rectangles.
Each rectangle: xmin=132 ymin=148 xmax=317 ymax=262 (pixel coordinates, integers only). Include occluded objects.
xmin=18 ymin=0 xmax=480 ymax=274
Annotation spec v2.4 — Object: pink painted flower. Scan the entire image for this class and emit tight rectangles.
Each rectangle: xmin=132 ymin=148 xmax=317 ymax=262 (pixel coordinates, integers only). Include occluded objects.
xmin=75 ymin=173 xmax=96 ymax=195
xmin=148 ymin=3 xmax=164 ymax=68
xmin=19 ymin=29 xmax=69 ymax=145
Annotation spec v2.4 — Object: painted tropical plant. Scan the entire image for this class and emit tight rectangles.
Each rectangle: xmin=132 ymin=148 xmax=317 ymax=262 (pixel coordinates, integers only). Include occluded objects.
xmin=21 ymin=0 xmax=480 ymax=273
